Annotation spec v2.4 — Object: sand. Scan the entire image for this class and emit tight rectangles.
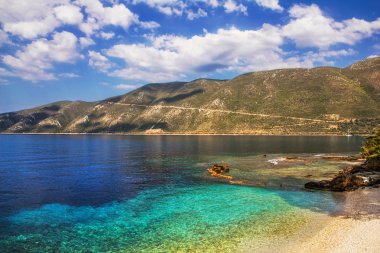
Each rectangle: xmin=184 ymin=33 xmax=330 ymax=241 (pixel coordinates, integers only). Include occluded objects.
xmin=289 ymin=188 xmax=380 ymax=253
xmin=239 ymin=188 xmax=380 ymax=253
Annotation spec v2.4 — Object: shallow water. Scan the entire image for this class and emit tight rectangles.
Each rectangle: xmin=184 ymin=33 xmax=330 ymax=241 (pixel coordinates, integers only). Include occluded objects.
xmin=0 ymin=135 xmax=363 ymax=252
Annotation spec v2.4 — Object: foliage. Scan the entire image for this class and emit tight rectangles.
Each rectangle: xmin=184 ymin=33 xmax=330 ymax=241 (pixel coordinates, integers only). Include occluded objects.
xmin=362 ymin=130 xmax=380 ymax=168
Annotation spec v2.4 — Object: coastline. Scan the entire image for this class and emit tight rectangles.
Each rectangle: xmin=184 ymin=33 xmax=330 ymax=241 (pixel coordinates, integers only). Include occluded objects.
xmin=240 ymin=188 xmax=380 ymax=253
xmin=291 ymin=188 xmax=380 ymax=253
xmin=0 ymin=132 xmax=367 ymax=137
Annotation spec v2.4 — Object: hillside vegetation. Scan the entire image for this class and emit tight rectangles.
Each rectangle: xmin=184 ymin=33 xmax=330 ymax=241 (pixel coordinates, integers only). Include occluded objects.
xmin=1 ymin=57 xmax=379 ymax=135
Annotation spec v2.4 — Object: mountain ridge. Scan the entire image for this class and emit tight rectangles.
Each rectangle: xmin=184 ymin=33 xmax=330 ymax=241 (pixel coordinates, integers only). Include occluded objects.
xmin=1 ymin=57 xmax=379 ymax=135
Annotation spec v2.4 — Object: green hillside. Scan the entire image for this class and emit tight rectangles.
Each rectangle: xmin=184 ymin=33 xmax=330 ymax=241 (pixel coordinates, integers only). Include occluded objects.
xmin=1 ymin=57 xmax=379 ymax=135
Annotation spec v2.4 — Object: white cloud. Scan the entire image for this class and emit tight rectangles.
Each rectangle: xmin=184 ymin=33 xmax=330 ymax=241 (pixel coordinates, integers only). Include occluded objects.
xmin=0 ymin=0 xmax=69 ymax=39
xmin=98 ymin=31 xmax=115 ymax=40
xmin=88 ymin=50 xmax=113 ymax=72
xmin=205 ymin=0 xmax=220 ymax=8
xmin=133 ymin=0 xmax=186 ymax=16
xmin=2 ymin=31 xmax=80 ymax=81
xmin=0 ymin=0 xmax=147 ymax=39
xmin=187 ymin=8 xmax=208 ymax=20
xmin=367 ymin=54 xmax=379 ymax=59
xmin=106 ymin=25 xmax=304 ymax=82
xmin=255 ymin=0 xmax=283 ymax=12
xmin=3 ymin=16 xmax=60 ymax=39
xmin=54 ymin=4 xmax=83 ymax=25
xmin=77 ymin=0 xmax=139 ymax=36
xmin=115 ymin=84 xmax=139 ymax=90
xmin=300 ymin=49 xmax=356 ymax=66
xmin=79 ymin=37 xmax=95 ymax=48
xmin=223 ymin=0 xmax=247 ymax=15
xmin=283 ymin=4 xmax=380 ymax=49
xmin=139 ymin=21 xmax=161 ymax=30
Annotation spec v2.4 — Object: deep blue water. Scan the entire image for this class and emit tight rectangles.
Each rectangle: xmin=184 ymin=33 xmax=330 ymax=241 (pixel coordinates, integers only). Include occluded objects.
xmin=0 ymin=135 xmax=363 ymax=252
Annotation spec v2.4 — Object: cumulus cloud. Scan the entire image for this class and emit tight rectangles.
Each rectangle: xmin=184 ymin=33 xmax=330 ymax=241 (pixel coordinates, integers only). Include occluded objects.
xmin=54 ymin=4 xmax=83 ymax=25
xmin=98 ymin=32 xmax=115 ymax=40
xmin=2 ymin=31 xmax=80 ymax=81
xmin=283 ymin=4 xmax=380 ymax=49
xmin=3 ymin=16 xmax=60 ymax=40
xmin=0 ymin=0 xmax=69 ymax=39
xmin=88 ymin=50 xmax=113 ymax=72
xmin=205 ymin=0 xmax=220 ymax=8
xmin=79 ymin=37 xmax=95 ymax=48
xmin=132 ymin=0 xmax=186 ymax=16
xmin=1 ymin=1 xmax=379 ymax=85
xmin=139 ymin=21 xmax=161 ymax=30
xmin=77 ymin=0 xmax=138 ymax=36
xmin=300 ymin=49 xmax=356 ymax=66
xmin=255 ymin=0 xmax=283 ymax=12
xmin=223 ymin=0 xmax=247 ymax=15
xmin=106 ymin=25 xmax=304 ymax=82
xmin=187 ymin=8 xmax=208 ymax=20
xmin=0 ymin=0 xmax=152 ymax=39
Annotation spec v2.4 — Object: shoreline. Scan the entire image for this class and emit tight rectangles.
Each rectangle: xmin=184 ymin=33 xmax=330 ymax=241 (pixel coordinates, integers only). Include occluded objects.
xmin=0 ymin=132 xmax=367 ymax=137
xmin=293 ymin=188 xmax=380 ymax=253
xmin=242 ymin=188 xmax=380 ymax=253
xmin=293 ymin=187 xmax=380 ymax=252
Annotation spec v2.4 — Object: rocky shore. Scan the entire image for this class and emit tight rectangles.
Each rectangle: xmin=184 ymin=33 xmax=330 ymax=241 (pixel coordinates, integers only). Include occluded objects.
xmin=305 ymin=164 xmax=380 ymax=191
xmin=306 ymin=132 xmax=380 ymax=191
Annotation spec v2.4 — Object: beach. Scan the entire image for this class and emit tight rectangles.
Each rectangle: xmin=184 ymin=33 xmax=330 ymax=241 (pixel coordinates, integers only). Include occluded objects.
xmin=239 ymin=188 xmax=380 ymax=253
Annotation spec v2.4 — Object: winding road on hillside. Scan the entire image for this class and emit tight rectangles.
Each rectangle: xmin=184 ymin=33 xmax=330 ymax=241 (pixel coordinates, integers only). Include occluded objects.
xmin=107 ymin=102 xmax=343 ymax=123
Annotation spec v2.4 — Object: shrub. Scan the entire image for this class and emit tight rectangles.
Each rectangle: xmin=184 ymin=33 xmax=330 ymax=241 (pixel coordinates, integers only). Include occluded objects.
xmin=362 ymin=130 xmax=380 ymax=168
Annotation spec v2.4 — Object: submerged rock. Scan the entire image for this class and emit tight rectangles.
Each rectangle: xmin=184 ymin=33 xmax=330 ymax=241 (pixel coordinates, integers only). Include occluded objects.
xmin=321 ymin=156 xmax=362 ymax=162
xmin=207 ymin=164 xmax=232 ymax=180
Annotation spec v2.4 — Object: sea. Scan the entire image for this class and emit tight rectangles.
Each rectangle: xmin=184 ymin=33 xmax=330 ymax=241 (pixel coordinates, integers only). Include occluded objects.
xmin=0 ymin=135 xmax=363 ymax=252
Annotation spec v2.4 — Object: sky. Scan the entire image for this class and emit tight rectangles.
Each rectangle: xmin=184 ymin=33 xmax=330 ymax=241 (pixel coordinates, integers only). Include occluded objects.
xmin=0 ymin=0 xmax=380 ymax=113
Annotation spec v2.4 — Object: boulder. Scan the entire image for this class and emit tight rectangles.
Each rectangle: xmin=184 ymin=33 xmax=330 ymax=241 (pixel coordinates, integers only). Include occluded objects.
xmin=305 ymin=165 xmax=380 ymax=191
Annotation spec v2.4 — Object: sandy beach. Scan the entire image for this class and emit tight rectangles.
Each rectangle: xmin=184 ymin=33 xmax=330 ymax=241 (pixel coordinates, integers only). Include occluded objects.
xmin=290 ymin=188 xmax=380 ymax=253
xmin=239 ymin=188 xmax=380 ymax=253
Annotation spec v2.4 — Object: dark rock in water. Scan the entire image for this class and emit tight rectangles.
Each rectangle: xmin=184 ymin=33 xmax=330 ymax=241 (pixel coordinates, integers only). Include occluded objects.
xmin=207 ymin=164 xmax=232 ymax=180
xmin=305 ymin=180 xmax=331 ymax=190
xmin=210 ymin=164 xmax=230 ymax=174
xmin=305 ymin=165 xmax=380 ymax=191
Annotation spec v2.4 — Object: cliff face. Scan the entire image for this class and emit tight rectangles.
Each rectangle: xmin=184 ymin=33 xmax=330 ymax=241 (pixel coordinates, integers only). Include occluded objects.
xmin=1 ymin=58 xmax=380 ymax=135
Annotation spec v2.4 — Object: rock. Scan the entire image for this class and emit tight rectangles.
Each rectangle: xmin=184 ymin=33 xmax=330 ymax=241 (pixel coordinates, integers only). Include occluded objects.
xmin=305 ymin=165 xmax=380 ymax=191
xmin=207 ymin=164 xmax=232 ymax=180
xmin=305 ymin=180 xmax=331 ymax=190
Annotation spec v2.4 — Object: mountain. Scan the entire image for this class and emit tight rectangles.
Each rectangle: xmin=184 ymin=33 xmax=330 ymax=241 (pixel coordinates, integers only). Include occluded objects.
xmin=1 ymin=57 xmax=380 ymax=135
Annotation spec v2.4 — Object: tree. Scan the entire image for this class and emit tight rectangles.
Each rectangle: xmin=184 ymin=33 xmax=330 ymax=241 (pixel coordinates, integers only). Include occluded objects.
xmin=362 ymin=130 xmax=380 ymax=169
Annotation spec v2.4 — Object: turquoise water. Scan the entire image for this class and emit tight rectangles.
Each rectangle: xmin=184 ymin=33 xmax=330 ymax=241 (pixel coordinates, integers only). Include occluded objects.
xmin=0 ymin=135 xmax=363 ymax=252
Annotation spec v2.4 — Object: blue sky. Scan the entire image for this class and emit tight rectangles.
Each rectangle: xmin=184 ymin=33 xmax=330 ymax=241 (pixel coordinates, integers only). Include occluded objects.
xmin=0 ymin=0 xmax=380 ymax=113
